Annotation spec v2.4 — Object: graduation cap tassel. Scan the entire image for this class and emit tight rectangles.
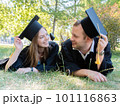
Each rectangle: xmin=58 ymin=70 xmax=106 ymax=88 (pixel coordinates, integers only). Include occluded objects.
xmin=9 ymin=45 xmax=15 ymax=58
xmin=95 ymin=36 xmax=101 ymax=64
xmin=95 ymin=23 xmax=101 ymax=65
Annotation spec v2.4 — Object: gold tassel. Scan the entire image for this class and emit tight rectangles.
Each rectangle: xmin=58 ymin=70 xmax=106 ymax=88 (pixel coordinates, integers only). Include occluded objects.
xmin=95 ymin=24 xmax=101 ymax=65
xmin=9 ymin=52 xmax=13 ymax=58
xmin=9 ymin=45 xmax=15 ymax=58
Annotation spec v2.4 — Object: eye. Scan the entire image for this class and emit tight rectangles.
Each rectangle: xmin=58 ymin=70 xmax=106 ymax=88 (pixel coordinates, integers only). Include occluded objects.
xmin=39 ymin=35 xmax=44 ymax=39
xmin=73 ymin=34 xmax=78 ymax=38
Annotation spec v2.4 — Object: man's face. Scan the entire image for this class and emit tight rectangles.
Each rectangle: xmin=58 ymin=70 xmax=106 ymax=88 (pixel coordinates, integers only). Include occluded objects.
xmin=71 ymin=24 xmax=87 ymax=50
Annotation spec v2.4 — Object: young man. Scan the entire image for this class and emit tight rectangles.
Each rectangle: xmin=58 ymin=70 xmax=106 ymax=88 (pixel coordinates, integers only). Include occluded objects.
xmin=61 ymin=7 xmax=113 ymax=82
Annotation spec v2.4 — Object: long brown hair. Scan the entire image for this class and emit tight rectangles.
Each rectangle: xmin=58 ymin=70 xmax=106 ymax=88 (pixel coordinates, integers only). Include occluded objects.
xmin=26 ymin=28 xmax=49 ymax=67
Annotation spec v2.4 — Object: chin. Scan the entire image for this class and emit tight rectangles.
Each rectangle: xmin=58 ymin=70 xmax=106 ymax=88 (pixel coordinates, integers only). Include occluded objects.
xmin=43 ymin=44 xmax=49 ymax=47
xmin=72 ymin=44 xmax=76 ymax=48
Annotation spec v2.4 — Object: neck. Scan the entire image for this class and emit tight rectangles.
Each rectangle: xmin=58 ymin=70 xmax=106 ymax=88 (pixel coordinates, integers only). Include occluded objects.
xmin=38 ymin=47 xmax=44 ymax=54
xmin=79 ymin=40 xmax=93 ymax=55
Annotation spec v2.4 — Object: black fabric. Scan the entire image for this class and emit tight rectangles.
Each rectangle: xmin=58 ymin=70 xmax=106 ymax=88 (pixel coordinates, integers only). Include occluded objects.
xmin=19 ymin=15 xmax=43 ymax=41
xmin=81 ymin=7 xmax=107 ymax=38
xmin=0 ymin=42 xmax=59 ymax=72
xmin=0 ymin=58 xmax=9 ymax=70
xmin=8 ymin=41 xmax=59 ymax=72
xmin=60 ymin=38 xmax=113 ymax=76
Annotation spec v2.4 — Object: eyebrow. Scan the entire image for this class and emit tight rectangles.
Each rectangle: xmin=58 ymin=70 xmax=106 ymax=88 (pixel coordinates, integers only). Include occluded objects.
xmin=39 ymin=33 xmax=48 ymax=36
xmin=72 ymin=33 xmax=78 ymax=37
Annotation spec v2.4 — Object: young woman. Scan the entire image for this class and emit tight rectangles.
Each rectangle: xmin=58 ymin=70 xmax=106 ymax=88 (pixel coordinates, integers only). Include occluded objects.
xmin=5 ymin=16 xmax=59 ymax=74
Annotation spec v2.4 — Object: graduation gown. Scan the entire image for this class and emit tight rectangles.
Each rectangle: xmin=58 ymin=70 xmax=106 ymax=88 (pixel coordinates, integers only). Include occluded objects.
xmin=61 ymin=37 xmax=113 ymax=76
xmin=0 ymin=41 xmax=59 ymax=72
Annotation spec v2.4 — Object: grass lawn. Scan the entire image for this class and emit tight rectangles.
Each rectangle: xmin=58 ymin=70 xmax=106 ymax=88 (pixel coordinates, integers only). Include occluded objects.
xmin=0 ymin=44 xmax=120 ymax=90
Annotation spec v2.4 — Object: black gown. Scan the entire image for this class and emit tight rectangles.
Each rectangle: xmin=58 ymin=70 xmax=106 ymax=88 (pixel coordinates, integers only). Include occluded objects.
xmin=60 ymin=37 xmax=114 ymax=76
xmin=0 ymin=41 xmax=59 ymax=72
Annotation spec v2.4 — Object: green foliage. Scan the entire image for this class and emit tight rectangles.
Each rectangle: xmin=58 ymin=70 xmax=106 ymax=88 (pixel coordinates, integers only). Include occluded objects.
xmin=0 ymin=0 xmax=120 ymax=50
xmin=0 ymin=0 xmax=52 ymax=37
xmin=97 ymin=3 xmax=120 ymax=50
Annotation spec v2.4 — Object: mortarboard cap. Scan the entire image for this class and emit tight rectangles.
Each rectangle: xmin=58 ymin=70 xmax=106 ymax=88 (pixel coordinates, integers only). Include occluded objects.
xmin=50 ymin=33 xmax=55 ymax=40
xmin=19 ymin=15 xmax=43 ymax=41
xmin=81 ymin=7 xmax=107 ymax=38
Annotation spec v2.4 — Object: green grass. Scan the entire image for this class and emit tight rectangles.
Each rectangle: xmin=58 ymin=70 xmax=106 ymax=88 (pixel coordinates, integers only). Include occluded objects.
xmin=0 ymin=45 xmax=120 ymax=90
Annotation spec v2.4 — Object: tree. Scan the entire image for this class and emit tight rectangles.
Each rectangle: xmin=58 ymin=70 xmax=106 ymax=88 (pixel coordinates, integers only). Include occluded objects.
xmin=0 ymin=0 xmax=52 ymax=37
xmin=97 ymin=3 xmax=120 ymax=50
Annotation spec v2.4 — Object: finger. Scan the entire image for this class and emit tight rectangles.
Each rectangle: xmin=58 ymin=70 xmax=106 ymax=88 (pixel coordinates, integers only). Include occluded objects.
xmin=100 ymin=77 xmax=105 ymax=82
xmin=99 ymin=39 xmax=106 ymax=47
xmin=96 ymin=77 xmax=101 ymax=82
xmin=99 ymin=74 xmax=107 ymax=82
xmin=102 ymin=75 xmax=107 ymax=82
xmin=99 ymin=39 xmax=105 ymax=45
xmin=16 ymin=38 xmax=21 ymax=41
xmin=100 ymin=39 xmax=108 ymax=46
xmin=100 ymin=34 xmax=108 ymax=42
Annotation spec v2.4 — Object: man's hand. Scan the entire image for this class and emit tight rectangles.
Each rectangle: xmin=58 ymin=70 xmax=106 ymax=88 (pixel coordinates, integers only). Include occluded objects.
xmin=97 ymin=34 xmax=108 ymax=53
xmin=87 ymin=70 xmax=107 ymax=82
xmin=73 ymin=69 xmax=107 ymax=82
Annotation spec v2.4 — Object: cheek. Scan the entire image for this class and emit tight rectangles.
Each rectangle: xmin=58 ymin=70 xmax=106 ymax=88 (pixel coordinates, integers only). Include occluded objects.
xmin=37 ymin=39 xmax=43 ymax=45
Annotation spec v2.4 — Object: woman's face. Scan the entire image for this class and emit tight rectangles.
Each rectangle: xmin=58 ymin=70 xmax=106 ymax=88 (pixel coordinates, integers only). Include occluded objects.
xmin=37 ymin=28 xmax=49 ymax=48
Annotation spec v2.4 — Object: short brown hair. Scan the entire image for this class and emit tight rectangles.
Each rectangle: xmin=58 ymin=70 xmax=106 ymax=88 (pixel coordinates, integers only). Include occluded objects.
xmin=73 ymin=20 xmax=87 ymax=39
xmin=73 ymin=20 xmax=81 ymax=26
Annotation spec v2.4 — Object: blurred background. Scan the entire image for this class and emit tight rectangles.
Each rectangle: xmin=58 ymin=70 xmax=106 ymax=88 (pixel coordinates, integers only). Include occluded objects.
xmin=0 ymin=0 xmax=120 ymax=50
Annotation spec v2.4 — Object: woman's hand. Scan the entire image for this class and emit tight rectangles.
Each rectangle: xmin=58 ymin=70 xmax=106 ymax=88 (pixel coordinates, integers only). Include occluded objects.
xmin=16 ymin=67 xmax=39 ymax=74
xmin=14 ymin=36 xmax=23 ymax=51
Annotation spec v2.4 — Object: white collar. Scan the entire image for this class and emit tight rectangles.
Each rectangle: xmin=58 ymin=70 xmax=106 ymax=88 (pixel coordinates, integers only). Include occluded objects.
xmin=73 ymin=40 xmax=95 ymax=60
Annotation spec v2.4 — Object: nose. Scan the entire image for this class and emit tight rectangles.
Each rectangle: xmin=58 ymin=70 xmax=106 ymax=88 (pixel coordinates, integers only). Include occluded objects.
xmin=70 ymin=35 xmax=74 ymax=41
xmin=45 ymin=35 xmax=49 ymax=40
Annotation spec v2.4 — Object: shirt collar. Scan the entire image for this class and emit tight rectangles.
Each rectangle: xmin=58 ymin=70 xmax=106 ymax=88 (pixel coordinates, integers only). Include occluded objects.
xmin=72 ymin=40 xmax=95 ymax=60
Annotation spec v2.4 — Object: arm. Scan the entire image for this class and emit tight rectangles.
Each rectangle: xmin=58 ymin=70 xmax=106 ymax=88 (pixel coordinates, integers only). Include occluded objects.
xmin=16 ymin=67 xmax=38 ymax=74
xmin=96 ymin=34 xmax=113 ymax=76
xmin=96 ymin=34 xmax=108 ymax=70
xmin=73 ymin=69 xmax=107 ymax=82
xmin=61 ymin=41 xmax=81 ymax=75
xmin=5 ymin=36 xmax=23 ymax=72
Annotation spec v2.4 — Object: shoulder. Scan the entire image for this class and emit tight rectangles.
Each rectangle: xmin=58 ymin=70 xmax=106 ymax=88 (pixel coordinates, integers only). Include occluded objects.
xmin=49 ymin=41 xmax=59 ymax=52
xmin=49 ymin=41 xmax=58 ymax=47
xmin=49 ymin=41 xmax=59 ymax=49
xmin=62 ymin=39 xmax=72 ymax=48
xmin=19 ymin=46 xmax=30 ymax=57
xmin=20 ymin=46 xmax=29 ymax=53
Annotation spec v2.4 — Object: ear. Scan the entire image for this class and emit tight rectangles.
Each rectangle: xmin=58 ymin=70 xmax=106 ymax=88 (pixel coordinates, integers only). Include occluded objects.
xmin=86 ymin=36 xmax=92 ymax=41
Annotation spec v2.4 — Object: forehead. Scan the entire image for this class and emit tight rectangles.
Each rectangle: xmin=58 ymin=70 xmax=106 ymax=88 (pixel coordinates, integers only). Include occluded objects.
xmin=72 ymin=24 xmax=84 ymax=34
xmin=39 ymin=28 xmax=47 ymax=35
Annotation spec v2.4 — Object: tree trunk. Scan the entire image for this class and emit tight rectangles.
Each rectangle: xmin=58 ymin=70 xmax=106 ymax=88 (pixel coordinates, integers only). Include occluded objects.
xmin=74 ymin=0 xmax=76 ymax=17
xmin=52 ymin=0 xmax=58 ymax=35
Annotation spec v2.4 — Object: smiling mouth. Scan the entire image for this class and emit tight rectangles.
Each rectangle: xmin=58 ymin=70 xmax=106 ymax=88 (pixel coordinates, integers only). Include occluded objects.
xmin=44 ymin=42 xmax=49 ymax=45
xmin=72 ymin=42 xmax=76 ymax=45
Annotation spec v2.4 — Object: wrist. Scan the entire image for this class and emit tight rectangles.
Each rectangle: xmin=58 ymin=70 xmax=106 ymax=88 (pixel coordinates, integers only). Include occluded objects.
xmin=96 ymin=50 xmax=104 ymax=56
xmin=31 ymin=67 xmax=39 ymax=73
xmin=15 ymin=48 xmax=22 ymax=53
xmin=31 ymin=67 xmax=34 ymax=72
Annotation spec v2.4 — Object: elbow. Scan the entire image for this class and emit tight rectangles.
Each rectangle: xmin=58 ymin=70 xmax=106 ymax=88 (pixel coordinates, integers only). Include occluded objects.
xmin=5 ymin=64 xmax=9 ymax=72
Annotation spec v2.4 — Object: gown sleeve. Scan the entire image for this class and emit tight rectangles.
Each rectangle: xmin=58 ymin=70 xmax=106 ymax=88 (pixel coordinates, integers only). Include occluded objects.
xmin=8 ymin=46 xmax=29 ymax=72
xmin=98 ymin=42 xmax=114 ymax=76
xmin=61 ymin=40 xmax=81 ymax=75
